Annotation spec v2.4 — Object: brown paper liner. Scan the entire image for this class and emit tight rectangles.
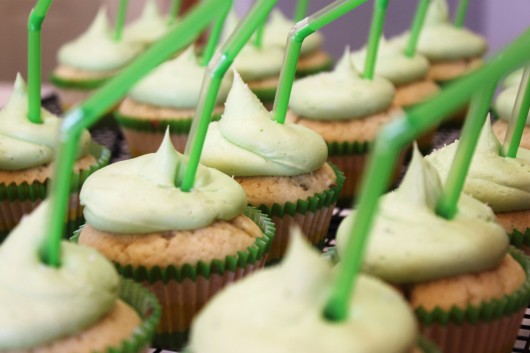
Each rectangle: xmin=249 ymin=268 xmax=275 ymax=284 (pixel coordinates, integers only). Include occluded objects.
xmin=420 ymin=309 xmax=524 ymax=353
xmin=121 ymin=128 xmax=189 ymax=156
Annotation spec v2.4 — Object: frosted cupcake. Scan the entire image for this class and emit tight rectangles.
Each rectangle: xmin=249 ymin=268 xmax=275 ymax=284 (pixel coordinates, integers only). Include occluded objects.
xmin=51 ymin=7 xmax=142 ymax=109
xmin=428 ymin=119 xmax=530 ymax=252
xmin=76 ymin=132 xmax=274 ymax=349
xmin=188 ymin=230 xmax=439 ymax=353
xmin=262 ymin=9 xmax=332 ymax=77
xmin=124 ymin=0 xmax=171 ymax=50
xmin=337 ymin=147 xmax=530 ymax=353
xmin=288 ymin=49 xmax=397 ymax=200
xmin=0 ymin=202 xmax=160 ymax=352
xmin=201 ymin=73 xmax=343 ymax=263
xmin=0 ymin=75 xmax=110 ymax=241
xmin=115 ymin=47 xmax=232 ymax=155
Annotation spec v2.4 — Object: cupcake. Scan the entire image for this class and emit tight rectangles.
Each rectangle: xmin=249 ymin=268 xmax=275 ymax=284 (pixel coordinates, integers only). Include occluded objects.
xmin=201 ymin=72 xmax=343 ymax=263
xmin=123 ymin=0 xmax=172 ymax=50
xmin=188 ymin=230 xmax=439 ymax=353
xmin=51 ymin=7 xmax=142 ymax=110
xmin=427 ymin=119 xmax=530 ymax=252
xmin=503 ymin=68 xmax=524 ymax=88
xmin=76 ymin=132 xmax=274 ymax=349
xmin=288 ymin=49 xmax=398 ymax=200
xmin=262 ymin=9 xmax=332 ymax=77
xmin=0 ymin=202 xmax=160 ymax=352
xmin=0 ymin=75 xmax=110 ymax=242
xmin=337 ymin=147 xmax=530 ymax=353
xmin=115 ymin=47 xmax=233 ymax=155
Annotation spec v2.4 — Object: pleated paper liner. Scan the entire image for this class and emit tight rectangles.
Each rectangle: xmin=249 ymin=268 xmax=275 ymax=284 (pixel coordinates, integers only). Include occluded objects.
xmin=253 ymin=163 xmax=345 ymax=264
xmin=115 ymin=111 xmax=221 ymax=155
xmin=416 ymin=247 xmax=530 ymax=353
xmin=73 ymin=207 xmax=275 ymax=351
xmin=0 ymin=143 xmax=110 ymax=243
xmin=509 ymin=228 xmax=530 ymax=256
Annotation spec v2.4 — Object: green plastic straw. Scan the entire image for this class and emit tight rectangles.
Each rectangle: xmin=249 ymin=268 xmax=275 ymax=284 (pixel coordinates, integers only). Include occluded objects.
xmin=178 ymin=0 xmax=277 ymax=192
xmin=27 ymin=0 xmax=53 ymax=124
xmin=404 ymin=0 xmax=429 ymax=58
xmin=323 ymin=27 xmax=530 ymax=322
xmin=114 ymin=0 xmax=128 ymax=41
xmin=502 ymin=65 xmax=530 ymax=158
xmin=201 ymin=0 xmax=233 ymax=66
xmin=168 ymin=0 xmax=182 ymax=25
xmin=294 ymin=0 xmax=310 ymax=22
xmin=42 ymin=0 xmax=226 ymax=268
xmin=454 ymin=0 xmax=469 ymax=28
xmin=273 ymin=0 xmax=370 ymax=124
xmin=363 ymin=0 xmax=389 ymax=80
xmin=252 ymin=1 xmax=267 ymax=49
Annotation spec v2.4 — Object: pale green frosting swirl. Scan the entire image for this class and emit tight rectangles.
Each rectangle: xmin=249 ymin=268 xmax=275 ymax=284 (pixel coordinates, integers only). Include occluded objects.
xmin=427 ymin=119 xmax=530 ymax=212
xmin=289 ymin=49 xmax=395 ymax=120
xmin=124 ymin=0 xmax=170 ymax=47
xmin=234 ymin=45 xmax=284 ymax=81
xmin=351 ymin=37 xmax=430 ymax=85
xmin=0 ymin=202 xmax=119 ymax=350
xmin=262 ymin=9 xmax=323 ymax=56
xmin=337 ymin=147 xmax=508 ymax=284
xmin=129 ymin=47 xmax=233 ymax=109
xmin=190 ymin=230 xmax=417 ymax=353
xmin=58 ymin=7 xmax=142 ymax=72
xmin=0 ymin=75 xmax=91 ymax=171
xmin=504 ymin=69 xmax=523 ymax=88
xmin=80 ymin=131 xmax=247 ymax=233
xmin=495 ymin=86 xmax=530 ymax=124
xmin=201 ymin=72 xmax=327 ymax=177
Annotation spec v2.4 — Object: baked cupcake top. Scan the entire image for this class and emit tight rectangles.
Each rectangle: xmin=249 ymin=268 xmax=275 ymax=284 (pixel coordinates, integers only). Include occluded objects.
xmin=58 ymin=7 xmax=142 ymax=72
xmin=393 ymin=0 xmax=487 ymax=61
xmin=0 ymin=75 xmax=91 ymax=171
xmin=495 ymin=85 xmax=530 ymax=124
xmin=80 ymin=131 xmax=247 ymax=233
xmin=262 ymin=9 xmax=323 ymax=56
xmin=289 ymin=49 xmax=395 ymax=120
xmin=128 ymin=47 xmax=233 ymax=109
xmin=351 ymin=36 xmax=430 ymax=85
xmin=124 ymin=0 xmax=170 ymax=47
xmin=0 ymin=202 xmax=119 ymax=350
xmin=427 ymin=119 xmax=530 ymax=212
xmin=201 ymin=72 xmax=327 ymax=177
xmin=336 ymin=147 xmax=508 ymax=284
xmin=189 ymin=230 xmax=417 ymax=353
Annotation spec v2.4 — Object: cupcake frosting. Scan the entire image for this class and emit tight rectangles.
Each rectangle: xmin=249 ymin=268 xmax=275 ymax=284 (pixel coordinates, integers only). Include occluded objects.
xmin=262 ymin=9 xmax=323 ymax=56
xmin=0 ymin=75 xmax=91 ymax=171
xmin=337 ymin=147 xmax=508 ymax=284
xmin=0 ymin=202 xmax=119 ymax=350
xmin=201 ymin=72 xmax=327 ymax=177
xmin=351 ymin=37 xmax=430 ymax=85
xmin=128 ymin=47 xmax=233 ymax=109
xmin=124 ymin=0 xmax=170 ymax=47
xmin=495 ymin=86 xmax=530 ymax=124
xmin=427 ymin=119 xmax=530 ymax=212
xmin=58 ymin=7 xmax=142 ymax=72
xmin=190 ymin=230 xmax=417 ymax=353
xmin=80 ymin=131 xmax=247 ymax=233
xmin=234 ymin=45 xmax=284 ymax=81
xmin=504 ymin=69 xmax=524 ymax=88
xmin=289 ymin=49 xmax=395 ymax=120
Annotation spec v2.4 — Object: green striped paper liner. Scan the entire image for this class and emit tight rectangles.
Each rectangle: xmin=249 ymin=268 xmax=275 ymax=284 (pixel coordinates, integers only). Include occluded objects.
xmin=50 ymin=73 xmax=109 ymax=90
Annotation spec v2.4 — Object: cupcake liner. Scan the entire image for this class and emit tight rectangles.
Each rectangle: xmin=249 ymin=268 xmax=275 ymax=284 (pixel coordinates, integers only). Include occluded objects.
xmin=254 ymin=163 xmax=345 ymax=263
xmin=416 ymin=247 xmax=530 ymax=353
xmin=509 ymin=227 xmax=530 ymax=256
xmin=50 ymin=73 xmax=108 ymax=90
xmin=251 ymin=86 xmax=276 ymax=104
xmin=73 ymin=207 xmax=275 ymax=351
xmin=417 ymin=336 xmax=442 ymax=353
xmin=0 ymin=143 xmax=110 ymax=242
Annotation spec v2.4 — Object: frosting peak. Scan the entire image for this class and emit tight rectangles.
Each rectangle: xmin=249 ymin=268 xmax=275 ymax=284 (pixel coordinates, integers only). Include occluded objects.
xmin=124 ymin=0 xmax=169 ymax=47
xmin=424 ymin=0 xmax=450 ymax=26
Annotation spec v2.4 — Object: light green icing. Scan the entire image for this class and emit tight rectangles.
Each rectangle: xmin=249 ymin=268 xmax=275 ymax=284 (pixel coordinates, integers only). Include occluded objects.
xmin=427 ymin=119 xmax=530 ymax=212
xmin=80 ymin=131 xmax=247 ymax=233
xmin=351 ymin=37 xmax=430 ymax=85
xmin=289 ymin=48 xmax=395 ymax=120
xmin=504 ymin=69 xmax=523 ymax=88
xmin=190 ymin=230 xmax=417 ymax=353
xmin=124 ymin=0 xmax=170 ymax=47
xmin=201 ymin=72 xmax=327 ymax=177
xmin=0 ymin=202 xmax=119 ymax=350
xmin=337 ymin=146 xmax=508 ymax=284
xmin=128 ymin=47 xmax=233 ymax=109
xmin=0 ymin=75 xmax=91 ymax=171
xmin=58 ymin=7 xmax=142 ymax=72
xmin=262 ymin=9 xmax=323 ymax=56
xmin=495 ymin=86 xmax=530 ymax=124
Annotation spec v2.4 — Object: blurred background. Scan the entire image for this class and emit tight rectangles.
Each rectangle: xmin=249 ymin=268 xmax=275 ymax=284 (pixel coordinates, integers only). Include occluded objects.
xmin=0 ymin=0 xmax=528 ymax=81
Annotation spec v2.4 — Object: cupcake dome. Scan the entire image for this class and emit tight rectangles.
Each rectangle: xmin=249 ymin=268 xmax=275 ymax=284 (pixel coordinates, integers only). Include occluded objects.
xmin=124 ymin=0 xmax=171 ymax=48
